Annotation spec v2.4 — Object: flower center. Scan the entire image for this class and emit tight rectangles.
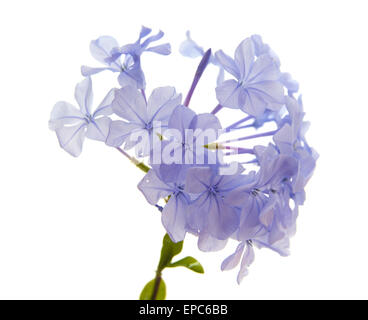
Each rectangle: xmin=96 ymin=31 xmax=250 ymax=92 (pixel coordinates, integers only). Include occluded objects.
xmin=145 ymin=122 xmax=153 ymax=131
xmin=208 ymin=185 xmax=218 ymax=195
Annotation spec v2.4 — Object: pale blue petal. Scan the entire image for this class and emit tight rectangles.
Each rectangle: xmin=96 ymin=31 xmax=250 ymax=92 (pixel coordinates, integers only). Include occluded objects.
xmin=215 ymin=50 xmax=240 ymax=79
xmin=238 ymin=195 xmax=267 ymax=241
xmin=207 ymin=197 xmax=239 ymax=240
xmin=93 ymin=89 xmax=115 ymax=117
xmin=246 ymin=81 xmax=285 ymax=114
xmin=105 ymin=120 xmax=143 ymax=147
xmin=86 ymin=117 xmax=111 ymax=142
xmin=138 ymin=169 xmax=172 ymax=205
xmin=179 ymin=31 xmax=204 ymax=58
xmin=237 ymin=242 xmax=255 ymax=284
xmin=54 ymin=122 xmax=87 ymax=157
xmin=250 ymin=34 xmax=270 ymax=57
xmin=90 ymin=36 xmax=119 ymax=65
xmin=146 ymin=43 xmax=171 ymax=55
xmin=138 ymin=26 xmax=152 ymax=40
xmin=141 ymin=30 xmax=164 ymax=49
xmin=162 ymin=194 xmax=188 ymax=242
xmin=221 ymin=242 xmax=245 ymax=271
xmin=216 ymin=79 xmax=246 ymax=109
xmin=81 ymin=66 xmax=119 ymax=76
xmin=247 ymin=55 xmax=281 ymax=83
xmin=118 ymin=63 xmax=146 ymax=89
xmin=112 ymin=86 xmax=148 ymax=124
xmin=216 ymin=67 xmax=225 ymax=86
xmin=168 ymin=105 xmax=196 ymax=136
xmin=185 ymin=167 xmax=213 ymax=193
xmin=280 ymin=72 xmax=299 ymax=94
xmin=197 ymin=232 xmax=228 ymax=252
xmin=74 ymin=77 xmax=93 ymax=115
xmin=189 ymin=113 xmax=222 ymax=139
xmin=234 ymin=38 xmax=255 ymax=80
xmin=147 ymin=87 xmax=182 ymax=122
xmin=49 ymin=101 xmax=84 ymax=130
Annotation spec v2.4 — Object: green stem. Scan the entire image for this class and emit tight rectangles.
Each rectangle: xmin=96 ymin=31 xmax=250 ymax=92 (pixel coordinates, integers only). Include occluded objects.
xmin=115 ymin=147 xmax=150 ymax=173
xmin=151 ymin=270 xmax=162 ymax=300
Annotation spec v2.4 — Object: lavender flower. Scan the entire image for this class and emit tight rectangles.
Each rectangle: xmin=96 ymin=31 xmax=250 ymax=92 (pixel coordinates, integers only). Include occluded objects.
xmin=215 ymin=36 xmax=285 ymax=116
xmin=50 ymin=29 xmax=317 ymax=286
xmin=138 ymin=166 xmax=191 ymax=242
xmin=184 ymin=166 xmax=244 ymax=240
xmin=81 ymin=26 xmax=171 ymax=89
xmin=106 ymin=86 xmax=181 ymax=157
xmin=159 ymin=105 xmax=222 ymax=165
xmin=49 ymin=77 xmax=114 ymax=156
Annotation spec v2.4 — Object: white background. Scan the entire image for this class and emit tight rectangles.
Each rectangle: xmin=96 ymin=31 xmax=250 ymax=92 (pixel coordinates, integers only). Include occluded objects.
xmin=0 ymin=0 xmax=367 ymax=300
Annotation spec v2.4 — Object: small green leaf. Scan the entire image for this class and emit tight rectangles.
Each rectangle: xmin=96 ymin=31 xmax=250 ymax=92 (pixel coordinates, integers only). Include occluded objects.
xmin=157 ymin=234 xmax=183 ymax=271
xmin=139 ymin=278 xmax=166 ymax=300
xmin=168 ymin=256 xmax=205 ymax=274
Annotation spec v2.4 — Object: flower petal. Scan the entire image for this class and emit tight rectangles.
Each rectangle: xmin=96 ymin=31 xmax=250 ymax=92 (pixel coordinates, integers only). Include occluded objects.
xmin=49 ymin=101 xmax=84 ymax=130
xmin=118 ymin=62 xmax=146 ymax=89
xmin=86 ymin=117 xmax=111 ymax=142
xmin=81 ymin=66 xmax=118 ymax=76
xmin=207 ymin=197 xmax=239 ymax=240
xmin=215 ymin=50 xmax=240 ymax=79
xmin=247 ymin=55 xmax=281 ymax=83
xmin=146 ymin=43 xmax=171 ymax=55
xmin=234 ymin=38 xmax=255 ymax=80
xmin=180 ymin=31 xmax=204 ymax=58
xmin=162 ymin=193 xmax=188 ymax=243
xmin=93 ymin=89 xmax=115 ymax=117
xmin=221 ymin=242 xmax=245 ymax=271
xmin=185 ymin=167 xmax=213 ymax=193
xmin=54 ymin=122 xmax=87 ymax=157
xmin=138 ymin=169 xmax=172 ymax=205
xmin=197 ymin=231 xmax=228 ymax=252
xmin=112 ymin=86 xmax=148 ymax=124
xmin=105 ymin=120 xmax=143 ymax=147
xmin=216 ymin=79 xmax=246 ymax=109
xmin=168 ymin=105 xmax=196 ymax=136
xmin=147 ymin=87 xmax=182 ymax=123
xmin=90 ymin=36 xmax=119 ymax=65
xmin=74 ymin=77 xmax=93 ymax=115
xmin=237 ymin=242 xmax=255 ymax=284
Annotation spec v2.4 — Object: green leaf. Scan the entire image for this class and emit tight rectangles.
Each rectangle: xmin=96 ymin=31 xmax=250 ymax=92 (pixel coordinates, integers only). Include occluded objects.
xmin=168 ymin=256 xmax=205 ymax=274
xmin=157 ymin=234 xmax=183 ymax=271
xmin=139 ymin=278 xmax=166 ymax=300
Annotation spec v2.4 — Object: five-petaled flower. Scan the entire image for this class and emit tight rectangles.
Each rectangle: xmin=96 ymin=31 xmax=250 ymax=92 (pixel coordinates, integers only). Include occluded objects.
xmin=215 ymin=36 xmax=285 ymax=117
xmin=81 ymin=26 xmax=171 ymax=89
xmin=49 ymin=77 xmax=114 ymax=157
xmin=106 ymin=86 xmax=182 ymax=157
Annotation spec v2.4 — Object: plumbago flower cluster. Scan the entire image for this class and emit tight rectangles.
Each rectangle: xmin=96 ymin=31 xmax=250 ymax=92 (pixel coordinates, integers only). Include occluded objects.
xmin=49 ymin=27 xmax=317 ymax=296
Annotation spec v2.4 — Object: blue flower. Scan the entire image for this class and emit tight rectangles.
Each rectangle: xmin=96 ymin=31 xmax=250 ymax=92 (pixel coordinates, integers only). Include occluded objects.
xmin=49 ymin=77 xmax=114 ymax=157
xmin=138 ymin=166 xmax=191 ymax=242
xmin=184 ymin=166 xmax=244 ymax=241
xmin=273 ymin=96 xmax=318 ymax=198
xmin=221 ymin=241 xmax=255 ymax=284
xmin=81 ymin=26 xmax=171 ymax=89
xmin=215 ymin=36 xmax=285 ymax=116
xmin=160 ymin=105 xmax=222 ymax=166
xmin=106 ymin=86 xmax=182 ymax=157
